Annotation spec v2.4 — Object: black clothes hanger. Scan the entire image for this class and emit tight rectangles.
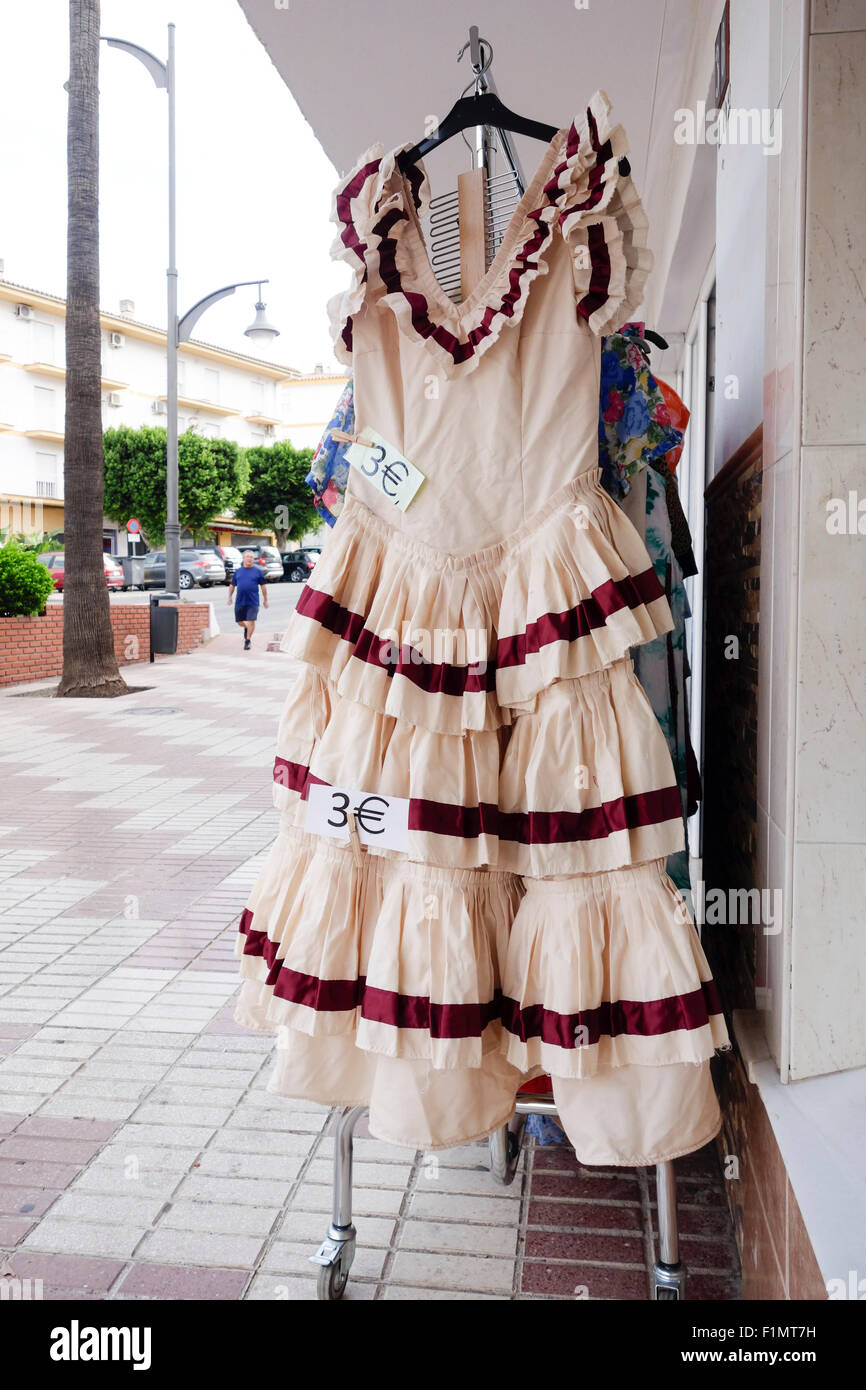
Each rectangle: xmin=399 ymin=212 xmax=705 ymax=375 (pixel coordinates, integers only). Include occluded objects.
xmin=643 ymin=329 xmax=669 ymax=351
xmin=398 ymin=93 xmax=558 ymax=172
xmin=398 ymin=89 xmax=633 ymax=181
xmin=397 ymin=28 xmax=633 ymax=184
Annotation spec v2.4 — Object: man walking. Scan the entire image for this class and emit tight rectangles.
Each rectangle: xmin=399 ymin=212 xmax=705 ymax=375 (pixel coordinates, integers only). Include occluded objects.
xmin=228 ymin=549 xmax=269 ymax=649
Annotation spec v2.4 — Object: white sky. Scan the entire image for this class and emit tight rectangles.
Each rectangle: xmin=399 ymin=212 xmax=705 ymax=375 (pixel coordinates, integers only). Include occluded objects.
xmin=0 ymin=0 xmax=345 ymax=374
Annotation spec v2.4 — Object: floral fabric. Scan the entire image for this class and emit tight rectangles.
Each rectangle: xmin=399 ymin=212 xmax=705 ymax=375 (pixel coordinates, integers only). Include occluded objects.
xmin=305 ymin=379 xmax=354 ymax=527
xmin=598 ymin=324 xmax=683 ymax=499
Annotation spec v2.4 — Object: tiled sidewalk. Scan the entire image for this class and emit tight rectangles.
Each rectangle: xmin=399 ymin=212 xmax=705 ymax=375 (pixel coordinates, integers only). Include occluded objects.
xmin=0 ymin=638 xmax=740 ymax=1300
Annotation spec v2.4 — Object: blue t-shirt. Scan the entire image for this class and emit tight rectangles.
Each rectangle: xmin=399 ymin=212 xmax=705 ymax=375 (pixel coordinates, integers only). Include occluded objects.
xmin=233 ymin=564 xmax=265 ymax=606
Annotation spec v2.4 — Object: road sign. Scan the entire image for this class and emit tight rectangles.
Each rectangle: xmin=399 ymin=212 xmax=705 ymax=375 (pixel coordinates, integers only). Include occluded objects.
xmin=127 ymin=518 xmax=141 ymax=534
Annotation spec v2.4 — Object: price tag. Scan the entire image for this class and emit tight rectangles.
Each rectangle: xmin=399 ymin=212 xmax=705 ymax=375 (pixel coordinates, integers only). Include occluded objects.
xmin=345 ymin=427 xmax=425 ymax=512
xmin=305 ymin=783 xmax=410 ymax=852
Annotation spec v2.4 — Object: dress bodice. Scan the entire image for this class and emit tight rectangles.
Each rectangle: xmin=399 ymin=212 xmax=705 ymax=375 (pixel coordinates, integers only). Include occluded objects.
xmin=328 ymin=90 xmax=653 ymax=554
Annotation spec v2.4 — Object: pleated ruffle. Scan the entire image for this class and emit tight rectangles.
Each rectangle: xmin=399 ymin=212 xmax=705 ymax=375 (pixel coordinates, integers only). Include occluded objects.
xmin=327 ymin=90 xmax=652 ymax=374
xmin=500 ymin=862 xmax=730 ymax=1078
xmin=281 ymin=471 xmax=673 ymax=735
xmin=234 ymin=824 xmax=729 ymax=1080
xmin=270 ymin=659 xmax=683 ymax=874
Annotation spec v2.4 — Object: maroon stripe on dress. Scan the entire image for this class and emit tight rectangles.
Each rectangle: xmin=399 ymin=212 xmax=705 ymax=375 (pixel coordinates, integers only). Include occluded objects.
xmin=335 ymin=156 xmax=382 ymax=270
xmin=272 ymin=757 xmax=308 ymax=794
xmin=298 ymin=571 xmax=663 ymax=689
xmin=497 ymin=567 xmax=665 ymax=669
xmin=408 ymin=799 xmax=501 ymax=839
xmin=496 ymin=787 xmax=683 ymax=846
xmin=269 ymin=762 xmax=681 ymax=845
xmin=577 ymin=221 xmax=614 ymax=323
xmin=373 ymin=176 xmax=558 ymax=369
xmin=238 ymin=910 xmax=722 ymax=1043
xmin=297 ymin=584 xmax=366 ymax=644
xmin=362 ymin=986 xmax=501 ymax=1037
xmin=297 ymin=586 xmax=495 ymax=695
xmin=501 ymin=981 xmax=724 ymax=1049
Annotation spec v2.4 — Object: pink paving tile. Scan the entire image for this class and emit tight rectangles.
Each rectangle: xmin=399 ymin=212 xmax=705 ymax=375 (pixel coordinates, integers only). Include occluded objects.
xmin=0 ymin=1184 xmax=63 ymax=1218
xmin=0 ymin=1113 xmax=21 ymax=1135
xmin=0 ymin=1216 xmax=35 ymax=1244
xmin=0 ymin=1025 xmax=39 ymax=1040
xmin=521 ymin=1261 xmax=649 ymax=1299
xmin=9 ymin=1251 xmax=128 ymax=1294
xmin=16 ymin=1117 xmax=118 ymax=1141
xmin=0 ymin=1138 xmax=106 ymax=1165
xmin=524 ymin=1229 xmax=645 ymax=1263
xmin=0 ymin=1160 xmax=80 ymax=1189
xmin=203 ymin=1019 xmax=252 ymax=1035
xmin=116 ymin=1263 xmax=249 ymax=1300
xmin=527 ymin=1198 xmax=642 ymax=1232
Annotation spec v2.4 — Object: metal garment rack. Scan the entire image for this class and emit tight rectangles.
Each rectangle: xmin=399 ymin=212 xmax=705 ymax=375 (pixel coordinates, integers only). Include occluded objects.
xmin=311 ymin=1104 xmax=685 ymax=1300
xmin=309 ymin=26 xmax=687 ymax=1303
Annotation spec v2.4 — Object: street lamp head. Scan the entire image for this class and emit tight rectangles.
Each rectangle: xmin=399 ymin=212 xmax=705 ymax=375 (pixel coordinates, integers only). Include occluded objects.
xmin=244 ymin=283 xmax=280 ymax=343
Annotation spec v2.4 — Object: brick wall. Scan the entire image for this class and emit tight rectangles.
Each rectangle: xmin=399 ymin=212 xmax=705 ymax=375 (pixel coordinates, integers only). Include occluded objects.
xmin=0 ymin=603 xmax=212 ymax=688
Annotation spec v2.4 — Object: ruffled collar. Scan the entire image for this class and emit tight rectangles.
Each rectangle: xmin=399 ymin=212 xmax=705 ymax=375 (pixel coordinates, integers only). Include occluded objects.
xmin=328 ymin=90 xmax=650 ymax=376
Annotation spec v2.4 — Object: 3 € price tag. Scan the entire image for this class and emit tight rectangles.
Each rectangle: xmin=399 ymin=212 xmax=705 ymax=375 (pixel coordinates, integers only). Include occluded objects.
xmin=345 ymin=427 xmax=425 ymax=512
xmin=305 ymin=783 xmax=410 ymax=853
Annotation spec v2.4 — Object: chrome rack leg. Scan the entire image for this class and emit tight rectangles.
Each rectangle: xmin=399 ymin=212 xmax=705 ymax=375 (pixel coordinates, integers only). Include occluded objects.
xmin=310 ymin=1105 xmax=367 ymax=1300
xmin=652 ymin=1159 xmax=686 ymax=1300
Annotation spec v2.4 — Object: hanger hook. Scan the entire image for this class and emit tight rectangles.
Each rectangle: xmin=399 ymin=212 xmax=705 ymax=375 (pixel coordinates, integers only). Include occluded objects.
xmin=457 ymin=30 xmax=493 ymax=94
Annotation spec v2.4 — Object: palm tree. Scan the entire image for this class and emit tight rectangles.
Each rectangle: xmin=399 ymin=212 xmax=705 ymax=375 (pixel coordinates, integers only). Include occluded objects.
xmin=57 ymin=0 xmax=127 ymax=697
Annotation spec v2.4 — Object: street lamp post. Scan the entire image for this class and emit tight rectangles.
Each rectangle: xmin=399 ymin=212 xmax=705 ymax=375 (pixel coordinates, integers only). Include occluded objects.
xmin=101 ymin=27 xmax=279 ymax=595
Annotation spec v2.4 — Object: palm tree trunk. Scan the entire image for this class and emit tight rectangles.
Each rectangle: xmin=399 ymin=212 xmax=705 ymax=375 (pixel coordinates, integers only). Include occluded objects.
xmin=57 ymin=0 xmax=127 ymax=697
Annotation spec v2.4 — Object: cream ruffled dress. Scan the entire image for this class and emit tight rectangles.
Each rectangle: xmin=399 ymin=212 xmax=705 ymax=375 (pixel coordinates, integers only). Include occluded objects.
xmin=234 ymin=91 xmax=730 ymax=1164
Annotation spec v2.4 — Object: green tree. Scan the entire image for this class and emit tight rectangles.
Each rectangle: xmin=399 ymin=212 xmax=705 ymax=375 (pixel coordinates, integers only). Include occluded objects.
xmin=58 ymin=0 xmax=127 ymax=697
xmin=103 ymin=426 xmax=242 ymax=545
xmin=241 ymin=441 xmax=319 ymax=548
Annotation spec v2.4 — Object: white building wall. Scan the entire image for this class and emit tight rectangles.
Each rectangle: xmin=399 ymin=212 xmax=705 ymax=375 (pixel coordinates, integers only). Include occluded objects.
xmin=279 ymin=375 xmax=348 ymax=451
xmin=0 ymin=282 xmax=347 ymax=547
xmin=712 ymin=0 xmax=772 ymax=478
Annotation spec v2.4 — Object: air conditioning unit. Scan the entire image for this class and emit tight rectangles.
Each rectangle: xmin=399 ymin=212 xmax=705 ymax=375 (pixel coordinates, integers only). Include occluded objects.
xmin=15 ymin=304 xmax=34 ymax=320
xmin=106 ymin=391 xmax=123 ymax=408
xmin=151 ymin=399 xmax=167 ymax=415
xmin=109 ymin=331 xmax=125 ymax=348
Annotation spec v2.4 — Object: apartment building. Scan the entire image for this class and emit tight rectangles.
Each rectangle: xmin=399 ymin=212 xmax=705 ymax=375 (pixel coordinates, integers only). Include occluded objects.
xmin=0 ymin=277 xmax=348 ymax=551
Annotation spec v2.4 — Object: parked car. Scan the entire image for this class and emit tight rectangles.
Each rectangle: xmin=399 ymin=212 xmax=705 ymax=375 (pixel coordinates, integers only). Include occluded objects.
xmin=196 ymin=543 xmax=243 ymax=582
xmin=236 ymin=543 xmax=284 ymax=583
xmin=281 ymin=548 xmax=319 ymax=583
xmin=38 ymin=552 xmax=124 ymax=592
xmin=142 ymin=548 xmax=227 ymax=591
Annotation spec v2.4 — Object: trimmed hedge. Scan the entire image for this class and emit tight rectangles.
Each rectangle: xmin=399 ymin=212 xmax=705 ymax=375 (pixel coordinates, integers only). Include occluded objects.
xmin=0 ymin=543 xmax=56 ymax=616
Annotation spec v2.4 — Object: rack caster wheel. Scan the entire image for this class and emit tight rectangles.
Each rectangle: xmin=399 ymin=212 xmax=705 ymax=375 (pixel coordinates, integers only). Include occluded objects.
xmin=310 ymin=1228 xmax=356 ymax=1301
xmin=488 ymin=1113 xmax=527 ymax=1185
xmin=653 ymin=1261 xmax=686 ymax=1300
xmin=317 ymin=1262 xmax=349 ymax=1301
